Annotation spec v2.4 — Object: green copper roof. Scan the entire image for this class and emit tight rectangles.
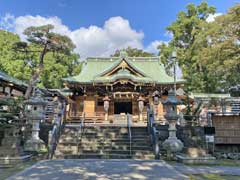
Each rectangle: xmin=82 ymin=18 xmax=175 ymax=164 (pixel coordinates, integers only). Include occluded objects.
xmin=190 ymin=93 xmax=231 ymax=99
xmin=63 ymin=56 xmax=185 ymax=85
xmin=94 ymin=69 xmax=154 ymax=83
xmin=0 ymin=70 xmax=28 ymax=88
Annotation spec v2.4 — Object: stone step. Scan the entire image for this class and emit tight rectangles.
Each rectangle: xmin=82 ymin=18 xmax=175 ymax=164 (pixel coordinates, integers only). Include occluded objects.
xmin=55 ymin=148 xmax=78 ymax=155
xmin=81 ymin=130 xmax=148 ymax=134
xmin=55 ymin=153 xmax=155 ymax=160
xmin=60 ymin=131 xmax=148 ymax=137
xmin=80 ymin=143 xmax=150 ymax=148
xmin=80 ymin=127 xmax=147 ymax=132
xmin=0 ymin=155 xmax=32 ymax=167
xmin=58 ymin=139 xmax=80 ymax=144
xmin=79 ymin=145 xmax=152 ymax=151
xmin=78 ymin=142 xmax=151 ymax=147
xmin=56 ymin=143 xmax=152 ymax=151
xmin=79 ymin=137 xmax=150 ymax=142
xmin=77 ymin=126 xmax=147 ymax=129
xmin=81 ymin=133 xmax=149 ymax=139
xmin=54 ymin=126 xmax=153 ymax=160
xmin=111 ymin=139 xmax=151 ymax=144
xmin=55 ymin=148 xmax=153 ymax=155
xmin=62 ymin=129 xmax=80 ymax=133
xmin=79 ymin=149 xmax=153 ymax=155
xmin=59 ymin=136 xmax=150 ymax=142
xmin=58 ymin=141 xmax=151 ymax=147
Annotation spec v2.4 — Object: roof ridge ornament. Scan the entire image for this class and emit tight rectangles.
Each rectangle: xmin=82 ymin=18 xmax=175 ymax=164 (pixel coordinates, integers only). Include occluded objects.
xmin=120 ymin=50 xmax=128 ymax=60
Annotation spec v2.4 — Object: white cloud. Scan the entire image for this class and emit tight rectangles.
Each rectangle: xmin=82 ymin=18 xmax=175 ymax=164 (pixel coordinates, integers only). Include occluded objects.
xmin=70 ymin=17 xmax=144 ymax=58
xmin=206 ymin=13 xmax=222 ymax=23
xmin=0 ymin=14 xmax=159 ymax=59
xmin=14 ymin=15 xmax=70 ymax=39
xmin=164 ymin=31 xmax=173 ymax=39
xmin=0 ymin=13 xmax=15 ymax=31
xmin=145 ymin=40 xmax=168 ymax=55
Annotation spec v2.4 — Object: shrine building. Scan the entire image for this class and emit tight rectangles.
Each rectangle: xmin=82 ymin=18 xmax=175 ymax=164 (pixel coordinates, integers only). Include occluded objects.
xmin=63 ymin=51 xmax=185 ymax=124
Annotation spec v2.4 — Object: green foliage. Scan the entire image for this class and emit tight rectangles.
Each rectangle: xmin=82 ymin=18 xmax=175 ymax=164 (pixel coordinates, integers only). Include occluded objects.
xmin=199 ymin=4 xmax=240 ymax=90
xmin=12 ymin=24 xmax=80 ymax=98
xmin=0 ymin=96 xmax=24 ymax=124
xmin=40 ymin=52 xmax=80 ymax=88
xmin=158 ymin=3 xmax=240 ymax=93
xmin=0 ymin=30 xmax=32 ymax=81
xmin=159 ymin=2 xmax=217 ymax=93
xmin=0 ymin=27 xmax=81 ymax=89
xmin=23 ymin=24 xmax=76 ymax=54
xmin=111 ymin=46 xmax=154 ymax=57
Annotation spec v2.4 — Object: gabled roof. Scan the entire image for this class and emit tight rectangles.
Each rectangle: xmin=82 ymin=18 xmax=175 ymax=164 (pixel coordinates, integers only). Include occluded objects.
xmin=63 ymin=55 xmax=185 ymax=85
xmin=0 ymin=70 xmax=28 ymax=89
xmin=96 ymin=56 xmax=148 ymax=78
xmin=94 ymin=68 xmax=154 ymax=83
xmin=190 ymin=93 xmax=231 ymax=99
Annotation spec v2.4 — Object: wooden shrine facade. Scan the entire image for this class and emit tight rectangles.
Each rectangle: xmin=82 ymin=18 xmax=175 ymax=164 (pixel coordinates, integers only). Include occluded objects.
xmin=0 ymin=70 xmax=27 ymax=97
xmin=63 ymin=51 xmax=185 ymax=124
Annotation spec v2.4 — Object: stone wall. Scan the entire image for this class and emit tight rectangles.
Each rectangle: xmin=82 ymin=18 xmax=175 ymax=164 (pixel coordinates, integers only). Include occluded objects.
xmin=156 ymin=125 xmax=206 ymax=151
xmin=215 ymin=144 xmax=240 ymax=153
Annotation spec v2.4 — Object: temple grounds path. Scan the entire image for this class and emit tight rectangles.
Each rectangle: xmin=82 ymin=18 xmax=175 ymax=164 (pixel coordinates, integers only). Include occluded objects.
xmin=7 ymin=159 xmax=188 ymax=180
xmin=6 ymin=159 xmax=240 ymax=180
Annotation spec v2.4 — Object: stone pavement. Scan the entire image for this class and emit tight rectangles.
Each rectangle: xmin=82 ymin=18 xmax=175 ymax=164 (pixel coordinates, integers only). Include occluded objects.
xmin=173 ymin=164 xmax=240 ymax=176
xmin=7 ymin=159 xmax=188 ymax=180
xmin=6 ymin=159 xmax=240 ymax=180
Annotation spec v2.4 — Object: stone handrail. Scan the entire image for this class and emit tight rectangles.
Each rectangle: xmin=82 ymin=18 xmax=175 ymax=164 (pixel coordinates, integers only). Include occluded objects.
xmin=127 ymin=113 xmax=132 ymax=156
xmin=147 ymin=105 xmax=160 ymax=159
xmin=77 ymin=112 xmax=85 ymax=152
xmin=48 ymin=103 xmax=66 ymax=159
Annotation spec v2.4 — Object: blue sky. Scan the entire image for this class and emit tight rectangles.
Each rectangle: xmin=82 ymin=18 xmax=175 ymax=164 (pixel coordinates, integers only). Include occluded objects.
xmin=0 ymin=0 xmax=239 ymax=58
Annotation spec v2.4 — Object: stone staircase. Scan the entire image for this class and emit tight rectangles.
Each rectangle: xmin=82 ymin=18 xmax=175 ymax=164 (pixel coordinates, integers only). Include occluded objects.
xmin=54 ymin=125 xmax=155 ymax=159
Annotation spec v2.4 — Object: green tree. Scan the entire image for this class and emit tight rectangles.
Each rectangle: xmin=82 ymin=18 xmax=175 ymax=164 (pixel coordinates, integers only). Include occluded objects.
xmin=0 ymin=30 xmax=32 ymax=81
xmin=14 ymin=24 xmax=77 ymax=98
xmin=199 ymin=4 xmax=240 ymax=91
xmin=0 ymin=28 xmax=81 ymax=92
xmin=111 ymin=47 xmax=154 ymax=57
xmin=158 ymin=2 xmax=216 ymax=92
xmin=40 ymin=52 xmax=81 ymax=88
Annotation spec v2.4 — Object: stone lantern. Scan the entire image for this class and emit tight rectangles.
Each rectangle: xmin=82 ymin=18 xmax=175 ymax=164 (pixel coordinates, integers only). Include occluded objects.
xmin=152 ymin=90 xmax=160 ymax=120
xmin=162 ymin=89 xmax=183 ymax=155
xmin=24 ymin=89 xmax=47 ymax=152
xmin=103 ymin=96 xmax=110 ymax=122
xmin=137 ymin=95 xmax=145 ymax=121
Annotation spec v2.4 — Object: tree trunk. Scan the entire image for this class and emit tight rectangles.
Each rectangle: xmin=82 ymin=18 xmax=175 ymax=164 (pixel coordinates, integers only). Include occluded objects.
xmin=24 ymin=44 xmax=48 ymax=99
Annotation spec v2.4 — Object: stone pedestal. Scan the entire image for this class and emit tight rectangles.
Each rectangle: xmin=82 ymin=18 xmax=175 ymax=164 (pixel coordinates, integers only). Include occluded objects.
xmin=104 ymin=113 xmax=108 ymax=122
xmin=176 ymin=148 xmax=216 ymax=164
xmin=0 ymin=126 xmax=31 ymax=166
xmin=0 ymin=127 xmax=21 ymax=156
xmin=24 ymin=89 xmax=47 ymax=153
xmin=162 ymin=120 xmax=183 ymax=153
xmin=24 ymin=119 xmax=47 ymax=152
xmin=162 ymin=90 xmax=184 ymax=157
xmin=24 ymin=138 xmax=46 ymax=152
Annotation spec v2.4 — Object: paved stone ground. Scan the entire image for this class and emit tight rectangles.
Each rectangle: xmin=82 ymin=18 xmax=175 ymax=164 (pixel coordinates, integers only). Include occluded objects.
xmin=6 ymin=159 xmax=240 ymax=180
xmin=173 ymin=164 xmax=240 ymax=176
xmin=7 ymin=159 xmax=188 ymax=180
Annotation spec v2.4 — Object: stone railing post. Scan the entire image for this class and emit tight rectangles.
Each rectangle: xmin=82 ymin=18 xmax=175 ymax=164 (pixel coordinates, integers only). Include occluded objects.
xmin=137 ymin=96 xmax=145 ymax=121
xmin=103 ymin=96 xmax=110 ymax=122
